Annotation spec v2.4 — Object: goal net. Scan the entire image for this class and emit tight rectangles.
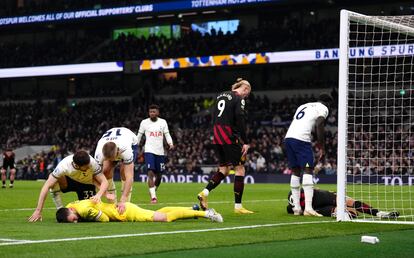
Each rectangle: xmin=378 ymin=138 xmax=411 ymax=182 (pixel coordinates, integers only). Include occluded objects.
xmin=337 ymin=10 xmax=414 ymax=223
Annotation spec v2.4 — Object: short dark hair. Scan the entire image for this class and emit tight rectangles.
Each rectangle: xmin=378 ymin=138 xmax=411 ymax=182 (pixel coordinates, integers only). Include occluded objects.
xmin=73 ymin=150 xmax=90 ymax=167
xmin=56 ymin=207 xmax=70 ymax=223
xmin=318 ymin=93 xmax=334 ymax=106
xmin=102 ymin=142 xmax=117 ymax=159
xmin=148 ymin=104 xmax=159 ymax=110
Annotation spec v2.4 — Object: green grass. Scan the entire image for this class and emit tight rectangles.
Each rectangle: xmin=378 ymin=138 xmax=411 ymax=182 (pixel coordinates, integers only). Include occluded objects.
xmin=0 ymin=181 xmax=413 ymax=258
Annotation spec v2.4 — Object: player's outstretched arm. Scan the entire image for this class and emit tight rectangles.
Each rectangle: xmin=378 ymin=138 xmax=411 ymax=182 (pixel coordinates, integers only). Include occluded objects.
xmin=315 ymin=116 xmax=326 ymax=162
xmin=117 ymin=163 xmax=134 ymax=214
xmin=91 ymin=173 xmax=109 ymax=203
xmin=28 ymin=174 xmax=58 ymax=222
xmin=241 ymin=144 xmax=250 ymax=157
xmin=164 ymin=121 xmax=174 ymax=150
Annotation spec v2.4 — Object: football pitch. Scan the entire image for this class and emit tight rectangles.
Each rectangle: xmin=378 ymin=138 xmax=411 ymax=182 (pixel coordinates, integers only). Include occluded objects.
xmin=1 ymin=181 xmax=413 ymax=258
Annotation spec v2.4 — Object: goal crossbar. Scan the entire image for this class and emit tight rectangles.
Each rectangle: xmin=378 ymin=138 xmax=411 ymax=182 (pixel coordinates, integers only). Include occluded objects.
xmin=347 ymin=11 xmax=414 ymax=37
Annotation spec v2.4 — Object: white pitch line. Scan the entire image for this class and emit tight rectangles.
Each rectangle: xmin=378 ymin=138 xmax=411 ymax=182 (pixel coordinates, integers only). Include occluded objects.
xmin=0 ymin=207 xmax=55 ymax=212
xmin=0 ymin=238 xmax=27 ymax=242
xmin=0 ymin=199 xmax=287 ymax=212
xmin=0 ymin=220 xmax=333 ymax=247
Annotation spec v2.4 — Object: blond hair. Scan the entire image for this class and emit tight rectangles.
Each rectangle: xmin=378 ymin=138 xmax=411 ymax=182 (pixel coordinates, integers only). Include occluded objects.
xmin=231 ymin=78 xmax=251 ymax=91
xmin=102 ymin=142 xmax=117 ymax=159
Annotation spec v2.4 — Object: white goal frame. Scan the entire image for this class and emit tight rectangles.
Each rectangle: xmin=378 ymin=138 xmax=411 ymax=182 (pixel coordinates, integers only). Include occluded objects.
xmin=337 ymin=9 xmax=414 ymax=224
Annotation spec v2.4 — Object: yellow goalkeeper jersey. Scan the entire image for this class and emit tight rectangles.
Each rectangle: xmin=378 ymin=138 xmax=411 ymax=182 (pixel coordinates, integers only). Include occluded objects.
xmin=66 ymin=200 xmax=155 ymax=222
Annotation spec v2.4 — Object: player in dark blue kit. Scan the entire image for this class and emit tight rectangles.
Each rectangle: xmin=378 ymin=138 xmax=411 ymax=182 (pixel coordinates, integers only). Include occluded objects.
xmin=197 ymin=78 xmax=253 ymax=214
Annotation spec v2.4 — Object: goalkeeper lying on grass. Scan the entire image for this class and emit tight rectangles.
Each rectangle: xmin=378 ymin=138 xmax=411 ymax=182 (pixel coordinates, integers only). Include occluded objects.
xmin=287 ymin=188 xmax=399 ymax=219
xmin=56 ymin=200 xmax=223 ymax=223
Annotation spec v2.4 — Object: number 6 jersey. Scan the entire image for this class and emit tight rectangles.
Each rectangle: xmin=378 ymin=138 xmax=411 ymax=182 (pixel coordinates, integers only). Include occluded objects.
xmin=285 ymin=102 xmax=329 ymax=143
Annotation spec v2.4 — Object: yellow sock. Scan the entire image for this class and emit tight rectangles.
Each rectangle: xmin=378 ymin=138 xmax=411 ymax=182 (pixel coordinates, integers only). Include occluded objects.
xmin=164 ymin=208 xmax=206 ymax=222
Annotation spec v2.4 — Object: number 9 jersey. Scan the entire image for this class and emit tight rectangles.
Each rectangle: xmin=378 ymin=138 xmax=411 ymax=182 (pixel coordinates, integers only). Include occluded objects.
xmin=212 ymin=91 xmax=248 ymax=145
xmin=285 ymin=102 xmax=329 ymax=143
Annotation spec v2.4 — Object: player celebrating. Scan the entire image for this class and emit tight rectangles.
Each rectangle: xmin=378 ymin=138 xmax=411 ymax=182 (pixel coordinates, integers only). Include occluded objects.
xmin=28 ymin=150 xmax=108 ymax=222
xmin=1 ymin=148 xmax=16 ymax=188
xmin=197 ymin=78 xmax=253 ymax=214
xmin=287 ymin=188 xmax=400 ymax=219
xmin=94 ymin=127 xmax=138 ymax=214
xmin=56 ymin=200 xmax=223 ymax=223
xmin=284 ymin=93 xmax=333 ymax=217
xmin=137 ymin=104 xmax=174 ymax=204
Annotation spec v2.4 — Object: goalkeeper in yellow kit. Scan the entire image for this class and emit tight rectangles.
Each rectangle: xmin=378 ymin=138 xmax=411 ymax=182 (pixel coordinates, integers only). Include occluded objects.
xmin=55 ymin=200 xmax=223 ymax=223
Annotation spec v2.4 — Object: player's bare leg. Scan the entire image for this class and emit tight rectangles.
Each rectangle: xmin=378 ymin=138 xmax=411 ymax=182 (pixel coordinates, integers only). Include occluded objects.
xmin=198 ymin=166 xmax=229 ymax=210
xmin=148 ymin=169 xmax=157 ymax=203
xmin=1 ymin=168 xmax=6 ymax=188
xmin=233 ymin=165 xmax=253 ymax=214
xmin=9 ymin=168 xmax=16 ymax=188
xmin=290 ymin=168 xmax=302 ymax=215
xmin=154 ymin=172 xmax=161 ymax=190
xmin=303 ymin=168 xmax=322 ymax=217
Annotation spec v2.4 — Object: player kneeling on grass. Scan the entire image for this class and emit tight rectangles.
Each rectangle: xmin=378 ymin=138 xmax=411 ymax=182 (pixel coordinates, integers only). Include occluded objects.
xmin=286 ymin=188 xmax=399 ymax=219
xmin=28 ymin=150 xmax=109 ymax=222
xmin=55 ymin=200 xmax=223 ymax=223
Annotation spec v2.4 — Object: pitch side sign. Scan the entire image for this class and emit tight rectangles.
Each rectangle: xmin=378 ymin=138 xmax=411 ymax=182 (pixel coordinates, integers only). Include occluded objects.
xmin=0 ymin=0 xmax=277 ymax=26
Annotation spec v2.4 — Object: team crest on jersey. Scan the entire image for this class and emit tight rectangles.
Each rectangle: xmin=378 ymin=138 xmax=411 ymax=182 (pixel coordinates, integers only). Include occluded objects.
xmin=241 ymin=99 xmax=245 ymax=109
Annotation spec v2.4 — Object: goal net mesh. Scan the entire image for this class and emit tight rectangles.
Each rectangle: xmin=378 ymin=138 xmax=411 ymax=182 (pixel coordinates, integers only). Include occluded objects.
xmin=345 ymin=13 xmax=414 ymax=222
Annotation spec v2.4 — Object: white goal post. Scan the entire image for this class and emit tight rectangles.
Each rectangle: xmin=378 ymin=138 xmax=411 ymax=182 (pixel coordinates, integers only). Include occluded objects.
xmin=337 ymin=10 xmax=414 ymax=223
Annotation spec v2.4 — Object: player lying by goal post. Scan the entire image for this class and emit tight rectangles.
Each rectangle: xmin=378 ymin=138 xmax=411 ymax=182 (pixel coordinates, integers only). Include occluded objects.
xmin=56 ymin=199 xmax=223 ymax=223
xmin=286 ymin=188 xmax=399 ymax=219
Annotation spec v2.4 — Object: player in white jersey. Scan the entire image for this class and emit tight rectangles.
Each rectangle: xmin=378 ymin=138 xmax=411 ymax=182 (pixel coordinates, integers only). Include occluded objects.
xmin=284 ymin=93 xmax=333 ymax=217
xmin=28 ymin=150 xmax=108 ymax=222
xmin=137 ymin=104 xmax=174 ymax=204
xmin=94 ymin=127 xmax=138 ymax=214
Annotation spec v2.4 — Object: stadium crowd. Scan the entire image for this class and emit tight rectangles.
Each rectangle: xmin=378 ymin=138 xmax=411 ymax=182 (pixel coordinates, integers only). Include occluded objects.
xmin=2 ymin=94 xmax=341 ymax=179
xmin=0 ymin=15 xmax=339 ymax=68
xmin=0 ymin=75 xmax=337 ymax=101
xmin=4 ymin=90 xmax=412 ymax=180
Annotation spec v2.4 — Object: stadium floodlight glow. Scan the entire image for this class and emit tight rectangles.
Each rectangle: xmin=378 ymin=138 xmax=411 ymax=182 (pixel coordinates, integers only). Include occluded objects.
xmin=157 ymin=14 xmax=175 ymax=18
xmin=202 ymin=10 xmax=216 ymax=14
xmin=180 ymin=12 xmax=197 ymax=16
xmin=337 ymin=10 xmax=414 ymax=224
xmin=136 ymin=16 xmax=153 ymax=20
xmin=0 ymin=62 xmax=123 ymax=78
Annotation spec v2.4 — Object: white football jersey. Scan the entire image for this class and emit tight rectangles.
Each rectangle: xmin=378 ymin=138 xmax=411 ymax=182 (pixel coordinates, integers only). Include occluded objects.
xmin=285 ymin=102 xmax=329 ymax=142
xmin=137 ymin=118 xmax=173 ymax=156
xmin=52 ymin=154 xmax=101 ymax=184
xmin=94 ymin=127 xmax=138 ymax=165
